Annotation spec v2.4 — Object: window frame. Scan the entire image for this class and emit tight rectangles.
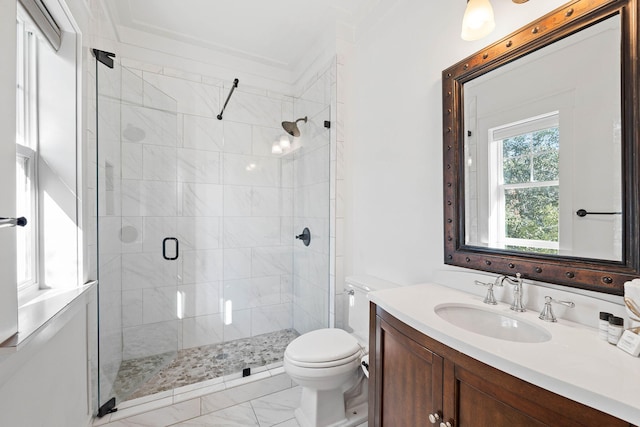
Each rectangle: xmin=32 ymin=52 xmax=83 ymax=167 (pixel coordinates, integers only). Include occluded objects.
xmin=16 ymin=8 xmax=40 ymax=294
xmin=488 ymin=112 xmax=560 ymax=252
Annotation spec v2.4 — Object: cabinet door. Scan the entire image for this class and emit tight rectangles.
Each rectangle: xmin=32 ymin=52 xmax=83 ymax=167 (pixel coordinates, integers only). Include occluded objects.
xmin=444 ymin=360 xmax=631 ymax=427
xmin=372 ymin=317 xmax=443 ymax=427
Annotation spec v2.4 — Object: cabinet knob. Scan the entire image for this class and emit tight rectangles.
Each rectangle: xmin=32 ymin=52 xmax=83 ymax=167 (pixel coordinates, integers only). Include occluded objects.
xmin=440 ymin=422 xmax=453 ymax=427
xmin=428 ymin=412 xmax=441 ymax=423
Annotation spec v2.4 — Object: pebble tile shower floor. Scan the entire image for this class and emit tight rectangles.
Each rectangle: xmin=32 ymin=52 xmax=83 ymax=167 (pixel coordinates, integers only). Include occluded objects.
xmin=113 ymin=329 xmax=299 ymax=402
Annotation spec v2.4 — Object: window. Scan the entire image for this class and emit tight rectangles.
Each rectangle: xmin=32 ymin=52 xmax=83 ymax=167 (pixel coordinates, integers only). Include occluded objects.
xmin=489 ymin=112 xmax=560 ymax=254
xmin=1 ymin=0 xmax=84 ymax=348
xmin=16 ymin=11 xmax=39 ymax=292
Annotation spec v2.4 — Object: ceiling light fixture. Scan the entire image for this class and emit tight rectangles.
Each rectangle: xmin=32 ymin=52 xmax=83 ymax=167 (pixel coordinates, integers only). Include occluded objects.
xmin=461 ymin=0 xmax=529 ymax=41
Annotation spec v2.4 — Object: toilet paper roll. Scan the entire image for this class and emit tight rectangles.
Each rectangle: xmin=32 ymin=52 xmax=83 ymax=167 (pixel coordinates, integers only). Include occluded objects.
xmin=361 ymin=354 xmax=370 ymax=378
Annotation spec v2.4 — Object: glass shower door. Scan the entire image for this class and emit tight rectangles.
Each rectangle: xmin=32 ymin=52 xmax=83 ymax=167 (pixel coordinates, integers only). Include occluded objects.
xmin=95 ymin=54 xmax=334 ymax=408
xmin=96 ymin=59 xmax=180 ymax=407
xmin=290 ymin=104 xmax=332 ymax=336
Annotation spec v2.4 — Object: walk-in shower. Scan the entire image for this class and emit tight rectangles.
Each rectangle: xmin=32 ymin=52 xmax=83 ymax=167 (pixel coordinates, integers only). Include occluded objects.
xmin=93 ymin=51 xmax=332 ymax=411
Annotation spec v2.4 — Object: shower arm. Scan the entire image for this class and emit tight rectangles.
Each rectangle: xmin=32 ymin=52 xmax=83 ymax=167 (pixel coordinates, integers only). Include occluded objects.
xmin=217 ymin=78 xmax=239 ymax=120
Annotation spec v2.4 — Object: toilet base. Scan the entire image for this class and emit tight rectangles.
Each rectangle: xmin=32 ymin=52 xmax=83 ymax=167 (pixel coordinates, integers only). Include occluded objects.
xmin=294 ymin=371 xmax=368 ymax=427
xmin=294 ymin=400 xmax=367 ymax=427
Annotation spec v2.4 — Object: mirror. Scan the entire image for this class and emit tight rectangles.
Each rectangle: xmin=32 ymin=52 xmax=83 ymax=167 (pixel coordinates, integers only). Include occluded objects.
xmin=442 ymin=0 xmax=640 ymax=294
xmin=464 ymin=16 xmax=621 ymax=261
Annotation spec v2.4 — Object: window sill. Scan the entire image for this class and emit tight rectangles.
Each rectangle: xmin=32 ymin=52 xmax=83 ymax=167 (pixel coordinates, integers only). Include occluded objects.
xmin=0 ymin=281 xmax=97 ymax=354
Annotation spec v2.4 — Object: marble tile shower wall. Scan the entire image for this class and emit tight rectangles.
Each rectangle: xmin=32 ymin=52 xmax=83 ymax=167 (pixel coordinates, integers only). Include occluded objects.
xmin=107 ymin=59 xmax=303 ymax=362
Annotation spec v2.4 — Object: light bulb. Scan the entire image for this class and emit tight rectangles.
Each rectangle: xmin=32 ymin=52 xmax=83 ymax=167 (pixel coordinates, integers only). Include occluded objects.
xmin=461 ymin=0 xmax=495 ymax=41
xmin=271 ymin=142 xmax=283 ymax=154
xmin=279 ymin=135 xmax=291 ymax=149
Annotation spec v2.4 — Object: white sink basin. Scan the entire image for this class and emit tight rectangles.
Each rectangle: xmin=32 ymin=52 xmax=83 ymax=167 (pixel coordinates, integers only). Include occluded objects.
xmin=434 ymin=303 xmax=551 ymax=343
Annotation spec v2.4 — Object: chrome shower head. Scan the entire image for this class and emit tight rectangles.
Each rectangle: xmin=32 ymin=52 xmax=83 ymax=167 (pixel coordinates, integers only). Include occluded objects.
xmin=281 ymin=116 xmax=307 ymax=137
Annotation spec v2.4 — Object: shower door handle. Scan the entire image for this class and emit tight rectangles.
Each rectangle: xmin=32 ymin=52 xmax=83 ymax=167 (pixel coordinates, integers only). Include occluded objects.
xmin=0 ymin=217 xmax=27 ymax=229
xmin=162 ymin=237 xmax=179 ymax=260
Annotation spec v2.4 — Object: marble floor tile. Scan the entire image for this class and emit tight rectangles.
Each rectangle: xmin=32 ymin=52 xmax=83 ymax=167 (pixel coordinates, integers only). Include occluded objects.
xmin=108 ymin=396 xmax=175 ymax=422
xmin=117 ymin=390 xmax=173 ymax=411
xmin=172 ymin=381 xmax=226 ymax=404
xmin=224 ymin=370 xmax=271 ymax=389
xmin=173 ymin=376 xmax=224 ymax=395
xmin=106 ymin=398 xmax=200 ymax=427
xmin=200 ymin=373 xmax=293 ymax=414
xmin=271 ymin=420 xmax=300 ymax=427
xmin=269 ymin=366 xmax=286 ymax=376
xmin=250 ymin=386 xmax=301 ymax=427
xmin=172 ymin=402 xmax=260 ymax=426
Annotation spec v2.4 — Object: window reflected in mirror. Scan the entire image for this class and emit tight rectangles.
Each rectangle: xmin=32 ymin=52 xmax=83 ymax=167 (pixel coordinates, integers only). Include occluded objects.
xmin=491 ymin=113 xmax=560 ymax=254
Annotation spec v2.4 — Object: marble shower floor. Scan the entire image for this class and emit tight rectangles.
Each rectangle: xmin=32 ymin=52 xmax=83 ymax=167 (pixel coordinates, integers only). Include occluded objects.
xmin=113 ymin=329 xmax=299 ymax=402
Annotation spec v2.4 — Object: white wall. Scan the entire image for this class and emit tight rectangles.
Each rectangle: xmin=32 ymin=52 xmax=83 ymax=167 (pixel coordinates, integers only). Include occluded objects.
xmin=0 ymin=0 xmax=19 ymax=344
xmin=0 ymin=294 xmax=95 ymax=427
xmin=343 ymin=0 xmax=567 ymax=285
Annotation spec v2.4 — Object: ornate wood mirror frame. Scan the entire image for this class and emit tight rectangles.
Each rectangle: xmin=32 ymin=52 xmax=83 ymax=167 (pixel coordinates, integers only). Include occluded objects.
xmin=442 ymin=0 xmax=639 ymax=294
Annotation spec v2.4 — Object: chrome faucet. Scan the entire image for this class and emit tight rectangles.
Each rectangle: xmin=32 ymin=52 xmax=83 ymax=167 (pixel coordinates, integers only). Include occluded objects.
xmin=498 ymin=273 xmax=525 ymax=312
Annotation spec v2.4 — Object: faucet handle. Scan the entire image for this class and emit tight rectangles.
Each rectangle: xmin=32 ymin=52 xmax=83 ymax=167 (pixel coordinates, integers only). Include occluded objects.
xmin=539 ymin=296 xmax=575 ymax=322
xmin=474 ymin=280 xmax=498 ymax=305
xmin=474 ymin=280 xmax=492 ymax=287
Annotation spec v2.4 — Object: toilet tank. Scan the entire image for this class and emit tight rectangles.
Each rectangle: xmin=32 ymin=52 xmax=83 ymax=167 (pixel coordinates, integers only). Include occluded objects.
xmin=345 ymin=275 xmax=399 ymax=345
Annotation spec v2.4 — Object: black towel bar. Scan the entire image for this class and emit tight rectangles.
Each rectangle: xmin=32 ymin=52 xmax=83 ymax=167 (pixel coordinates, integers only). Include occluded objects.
xmin=576 ymin=209 xmax=622 ymax=217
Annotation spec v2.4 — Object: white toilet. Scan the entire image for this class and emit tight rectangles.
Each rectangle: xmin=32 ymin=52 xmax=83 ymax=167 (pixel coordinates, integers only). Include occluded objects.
xmin=284 ymin=276 xmax=398 ymax=427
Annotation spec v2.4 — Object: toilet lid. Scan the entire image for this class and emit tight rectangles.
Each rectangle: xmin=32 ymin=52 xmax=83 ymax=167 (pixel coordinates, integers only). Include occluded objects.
xmin=285 ymin=328 xmax=361 ymax=364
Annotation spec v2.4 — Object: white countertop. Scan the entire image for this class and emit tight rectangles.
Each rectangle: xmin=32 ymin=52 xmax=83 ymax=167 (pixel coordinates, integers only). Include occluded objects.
xmin=368 ymin=282 xmax=640 ymax=425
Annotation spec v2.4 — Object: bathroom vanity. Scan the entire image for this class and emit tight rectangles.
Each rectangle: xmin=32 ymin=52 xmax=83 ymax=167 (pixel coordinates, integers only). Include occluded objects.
xmin=367 ymin=283 xmax=640 ymax=426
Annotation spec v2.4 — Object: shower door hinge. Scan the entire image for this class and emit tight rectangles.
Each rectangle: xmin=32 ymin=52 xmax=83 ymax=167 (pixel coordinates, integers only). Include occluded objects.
xmin=92 ymin=49 xmax=116 ymax=69
xmin=324 ymin=120 xmax=331 ymax=129
xmin=97 ymin=397 xmax=117 ymax=418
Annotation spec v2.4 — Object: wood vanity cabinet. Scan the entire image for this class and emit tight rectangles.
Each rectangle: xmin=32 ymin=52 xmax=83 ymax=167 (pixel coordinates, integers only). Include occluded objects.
xmin=369 ymin=304 xmax=633 ymax=427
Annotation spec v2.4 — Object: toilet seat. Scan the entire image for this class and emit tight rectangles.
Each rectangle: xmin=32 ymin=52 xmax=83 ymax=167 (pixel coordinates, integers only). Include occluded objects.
xmin=285 ymin=350 xmax=362 ymax=369
xmin=285 ymin=328 xmax=362 ymax=368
